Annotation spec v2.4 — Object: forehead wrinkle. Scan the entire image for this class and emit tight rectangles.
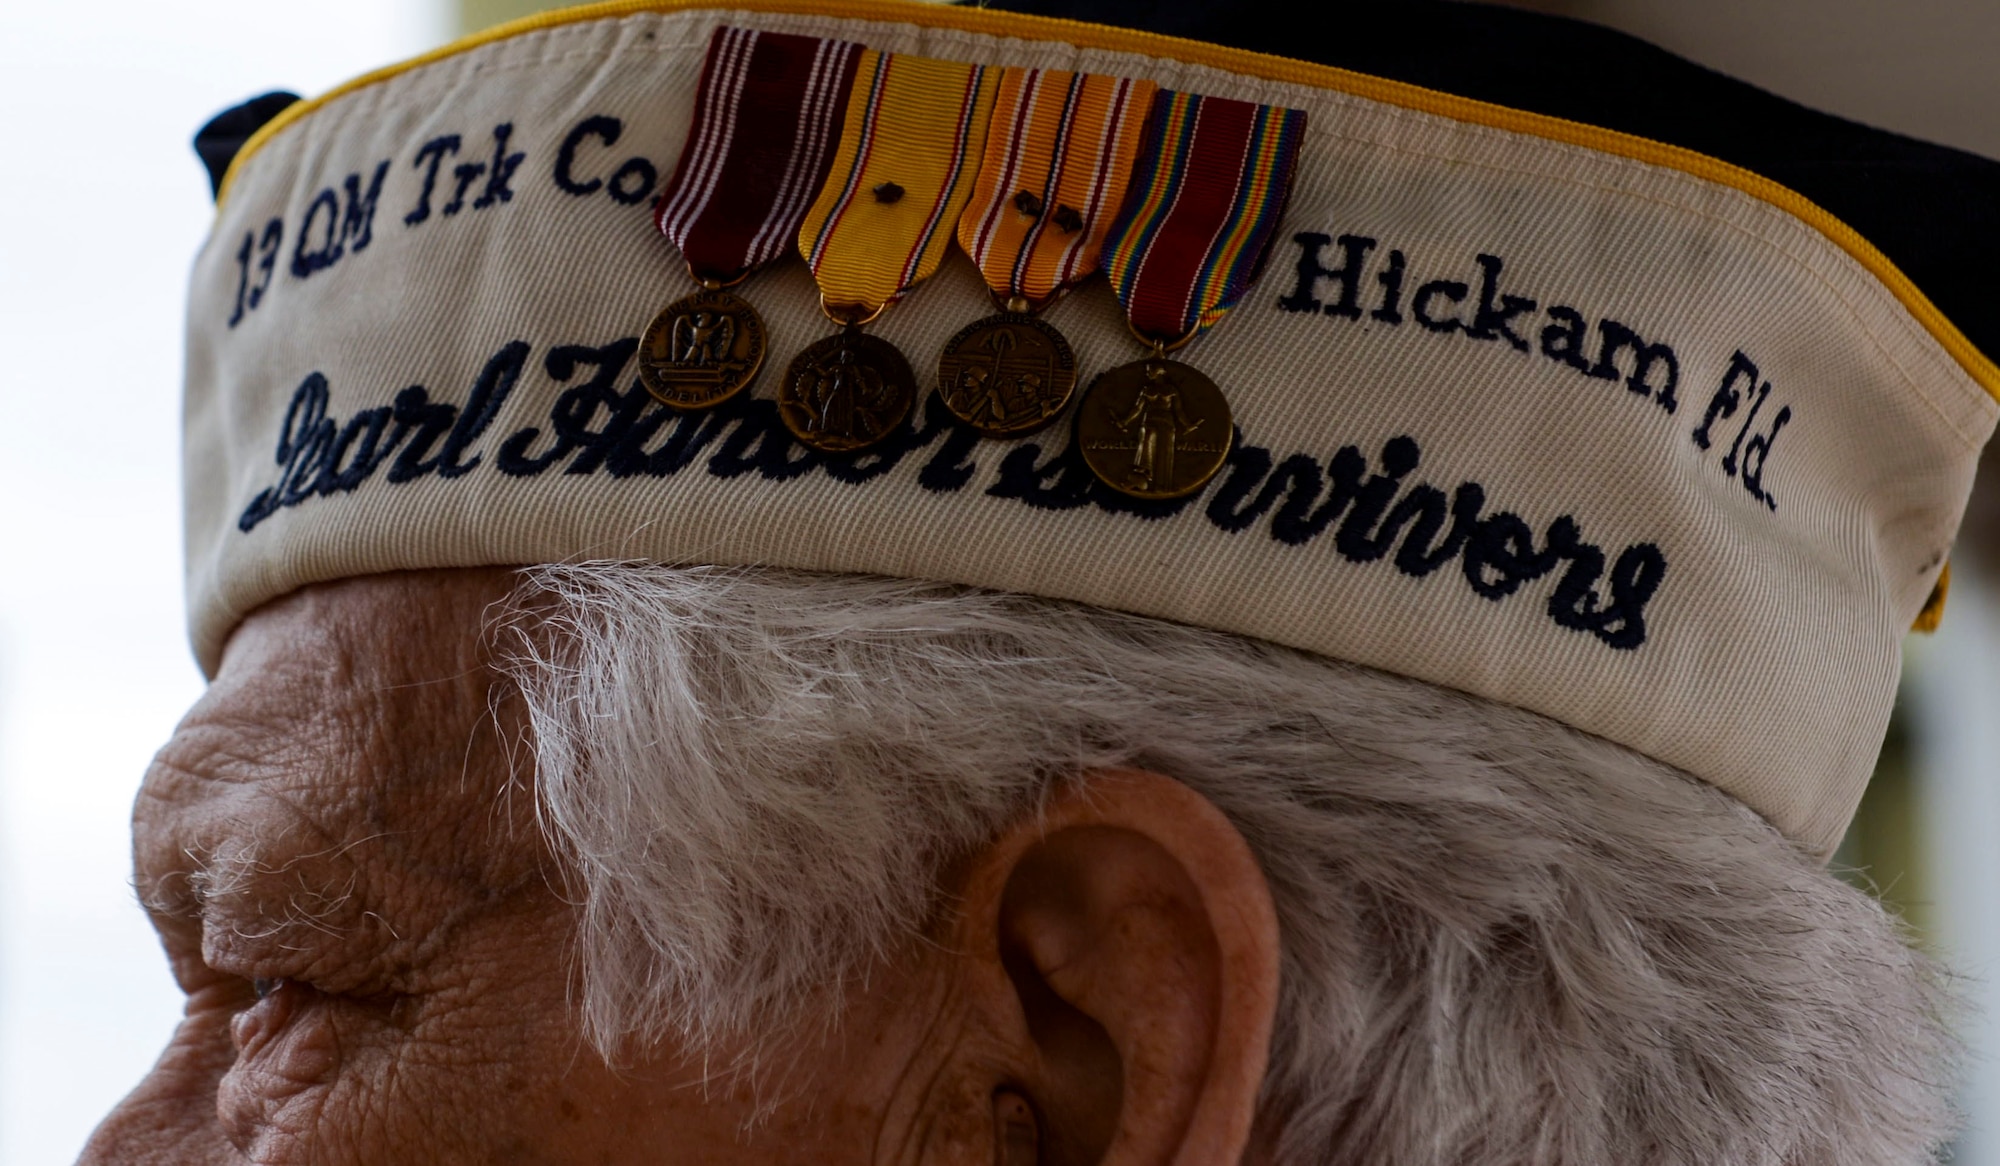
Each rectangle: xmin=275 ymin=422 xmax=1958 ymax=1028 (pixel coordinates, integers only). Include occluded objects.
xmin=139 ymin=720 xmax=388 ymax=879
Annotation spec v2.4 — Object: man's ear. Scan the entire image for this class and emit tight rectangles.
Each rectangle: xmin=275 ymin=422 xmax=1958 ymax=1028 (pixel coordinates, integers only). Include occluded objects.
xmin=943 ymin=768 xmax=1280 ymax=1166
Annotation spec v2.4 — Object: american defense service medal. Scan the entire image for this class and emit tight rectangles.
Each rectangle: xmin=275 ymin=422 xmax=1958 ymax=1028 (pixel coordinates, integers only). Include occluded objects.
xmin=940 ymin=69 xmax=1157 ymax=438
xmin=1080 ymin=90 xmax=1308 ymax=499
xmin=788 ymin=49 xmax=1000 ymax=452
xmin=642 ymin=27 xmax=863 ymax=410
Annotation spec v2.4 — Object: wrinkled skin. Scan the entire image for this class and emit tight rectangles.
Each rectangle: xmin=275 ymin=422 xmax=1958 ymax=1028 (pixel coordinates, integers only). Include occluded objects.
xmin=80 ymin=569 xmax=1280 ymax=1165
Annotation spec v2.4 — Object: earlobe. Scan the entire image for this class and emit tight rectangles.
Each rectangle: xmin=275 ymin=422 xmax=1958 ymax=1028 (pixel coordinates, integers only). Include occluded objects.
xmin=949 ymin=769 xmax=1280 ymax=1166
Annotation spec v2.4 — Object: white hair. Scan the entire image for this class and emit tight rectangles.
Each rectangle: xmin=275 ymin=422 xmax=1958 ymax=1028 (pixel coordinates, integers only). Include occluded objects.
xmin=493 ymin=562 xmax=1956 ymax=1166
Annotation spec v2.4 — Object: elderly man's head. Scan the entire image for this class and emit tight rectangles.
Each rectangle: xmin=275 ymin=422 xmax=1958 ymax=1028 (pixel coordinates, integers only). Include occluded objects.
xmin=85 ymin=565 xmax=1949 ymax=1164
xmin=124 ymin=0 xmax=2000 ymax=1156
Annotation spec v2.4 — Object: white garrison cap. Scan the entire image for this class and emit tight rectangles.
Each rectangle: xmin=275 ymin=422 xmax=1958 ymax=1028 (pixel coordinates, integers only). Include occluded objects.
xmin=184 ymin=0 xmax=1997 ymax=857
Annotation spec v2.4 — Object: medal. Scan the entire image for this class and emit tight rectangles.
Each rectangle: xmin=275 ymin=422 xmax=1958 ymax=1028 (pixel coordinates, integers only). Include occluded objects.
xmin=786 ymin=50 xmax=1000 ymax=452
xmin=1078 ymin=91 xmax=1308 ymax=499
xmin=939 ymin=68 xmax=1157 ymax=438
xmin=641 ymin=27 xmax=864 ymax=410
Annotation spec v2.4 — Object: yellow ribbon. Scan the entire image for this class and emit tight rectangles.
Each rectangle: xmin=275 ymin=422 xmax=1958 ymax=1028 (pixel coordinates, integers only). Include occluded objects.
xmin=798 ymin=49 xmax=1000 ymax=314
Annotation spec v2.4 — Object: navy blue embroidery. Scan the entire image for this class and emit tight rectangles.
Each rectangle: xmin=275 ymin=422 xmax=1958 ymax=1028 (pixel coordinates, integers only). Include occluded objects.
xmin=554 ymin=115 xmax=659 ymax=206
xmin=320 ymin=406 xmax=397 ymax=493
xmin=1467 ymin=254 xmax=1535 ymax=352
xmin=825 ymin=394 xmax=959 ymax=485
xmin=497 ymin=339 xmax=644 ymax=477
xmin=289 ymin=189 xmax=343 ymax=278
xmin=385 ymin=386 xmax=461 ymax=483
xmin=1269 ymin=449 xmax=1363 ymax=545
xmin=226 ymin=217 xmax=284 ymax=328
xmin=404 ymin=134 xmax=462 ymax=225
xmin=291 ymin=163 xmax=388 ymax=278
xmin=1392 ymin=483 xmax=1484 ymax=578
xmin=1540 ymin=306 xmax=1592 ymax=371
xmin=710 ymin=399 xmax=821 ymax=481
xmin=987 ymin=430 xmax=1192 ymax=520
xmin=1203 ymin=439 xmax=1281 ymax=532
xmin=1371 ymin=249 xmax=1407 ymax=325
xmin=428 ymin=123 xmax=525 ymax=217
xmin=608 ymin=158 xmax=659 ymax=206
xmin=443 ymin=160 xmax=484 ymax=217
xmin=238 ymin=371 xmax=332 ymax=529
xmin=916 ymin=398 xmax=987 ymax=493
xmin=237 ymin=336 xmax=1670 ymax=649
xmin=631 ymin=405 xmax=736 ymax=477
xmin=228 ymin=234 xmax=252 ymax=327
xmin=1589 ymin=318 xmax=1679 ymax=410
xmin=437 ymin=341 xmax=530 ymax=478
xmin=1279 ymin=233 xmax=1681 ymax=416
xmin=1692 ymin=350 xmax=1790 ymax=511
xmin=1462 ymin=510 xmax=1554 ymax=600
xmin=554 ymin=117 xmax=618 ymax=195
xmin=1412 ymin=279 xmax=1468 ymax=333
xmin=1207 ymin=430 xmax=1658 ymax=649
xmin=341 ymin=164 xmax=391 ymax=252
xmin=472 ymin=123 xmax=526 ymax=210
xmin=251 ymin=219 xmax=282 ymax=309
xmin=1278 ymin=233 xmax=1373 ymax=320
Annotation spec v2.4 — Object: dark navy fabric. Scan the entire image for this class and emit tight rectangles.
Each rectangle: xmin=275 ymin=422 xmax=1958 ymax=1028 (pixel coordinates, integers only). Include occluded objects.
xmin=194 ymin=91 xmax=301 ymax=198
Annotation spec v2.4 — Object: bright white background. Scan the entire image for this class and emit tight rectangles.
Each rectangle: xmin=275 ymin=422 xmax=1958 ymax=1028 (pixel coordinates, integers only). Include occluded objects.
xmin=0 ymin=2 xmax=1994 ymax=1164
xmin=0 ymin=4 xmax=444 ymax=1161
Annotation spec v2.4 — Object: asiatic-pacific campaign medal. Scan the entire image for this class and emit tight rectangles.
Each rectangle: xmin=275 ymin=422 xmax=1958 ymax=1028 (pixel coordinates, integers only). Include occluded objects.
xmin=641 ymin=27 xmax=863 ymax=410
xmin=1078 ymin=91 xmax=1308 ymax=499
xmin=785 ymin=50 xmax=1000 ymax=452
xmin=938 ymin=68 xmax=1157 ymax=438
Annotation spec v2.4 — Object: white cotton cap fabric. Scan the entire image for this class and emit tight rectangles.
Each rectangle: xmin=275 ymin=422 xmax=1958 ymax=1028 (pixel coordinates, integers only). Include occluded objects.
xmin=183 ymin=1 xmax=1997 ymax=857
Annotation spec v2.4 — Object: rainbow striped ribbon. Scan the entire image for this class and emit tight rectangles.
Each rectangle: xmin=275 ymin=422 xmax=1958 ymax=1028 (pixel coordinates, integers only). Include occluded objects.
xmin=655 ymin=27 xmax=864 ymax=283
xmin=1102 ymin=91 xmax=1308 ymax=343
xmin=798 ymin=50 xmax=1000 ymax=313
xmin=956 ymin=68 xmax=1157 ymax=307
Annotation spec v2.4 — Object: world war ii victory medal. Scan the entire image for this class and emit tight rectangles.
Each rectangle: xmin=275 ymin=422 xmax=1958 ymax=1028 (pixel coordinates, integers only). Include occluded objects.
xmin=786 ymin=50 xmax=999 ymax=453
xmin=643 ymin=27 xmax=863 ymax=411
xmin=939 ymin=68 xmax=1156 ymax=438
xmin=1079 ymin=91 xmax=1307 ymax=500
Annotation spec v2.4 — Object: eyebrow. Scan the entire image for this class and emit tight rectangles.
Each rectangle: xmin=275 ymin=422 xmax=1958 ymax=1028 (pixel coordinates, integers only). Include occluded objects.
xmin=136 ymin=832 xmax=387 ymax=939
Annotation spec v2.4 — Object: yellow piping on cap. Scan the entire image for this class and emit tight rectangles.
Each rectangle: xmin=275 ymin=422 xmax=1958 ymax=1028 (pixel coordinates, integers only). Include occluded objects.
xmin=214 ymin=0 xmax=2000 ymax=404
xmin=1914 ymin=562 xmax=1951 ymax=633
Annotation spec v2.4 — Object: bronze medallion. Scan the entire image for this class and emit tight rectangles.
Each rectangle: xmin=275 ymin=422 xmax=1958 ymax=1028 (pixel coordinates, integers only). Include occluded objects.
xmin=778 ymin=326 xmax=918 ymax=453
xmin=1076 ymin=357 xmax=1234 ymax=501
xmin=935 ymin=313 xmax=1079 ymax=438
xmin=638 ymin=288 xmax=767 ymax=410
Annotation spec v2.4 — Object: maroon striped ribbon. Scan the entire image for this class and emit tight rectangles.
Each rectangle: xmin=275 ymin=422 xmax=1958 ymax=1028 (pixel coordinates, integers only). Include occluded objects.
xmin=655 ymin=27 xmax=864 ymax=283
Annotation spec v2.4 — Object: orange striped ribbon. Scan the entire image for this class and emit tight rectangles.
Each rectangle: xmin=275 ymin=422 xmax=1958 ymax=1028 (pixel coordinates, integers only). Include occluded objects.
xmin=956 ymin=68 xmax=1158 ymax=308
xmin=798 ymin=50 xmax=999 ymax=314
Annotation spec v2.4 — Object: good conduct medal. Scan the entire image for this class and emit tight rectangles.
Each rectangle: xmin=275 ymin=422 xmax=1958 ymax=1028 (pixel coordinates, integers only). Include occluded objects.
xmin=939 ymin=68 xmax=1156 ymax=438
xmin=642 ymin=27 xmax=863 ymax=410
xmin=786 ymin=49 xmax=1000 ymax=452
xmin=1078 ymin=90 xmax=1308 ymax=500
